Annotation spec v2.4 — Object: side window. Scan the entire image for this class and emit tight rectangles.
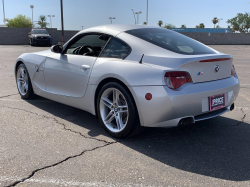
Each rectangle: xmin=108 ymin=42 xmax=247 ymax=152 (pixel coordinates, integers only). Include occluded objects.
xmin=100 ymin=37 xmax=131 ymax=59
xmin=65 ymin=34 xmax=110 ymax=56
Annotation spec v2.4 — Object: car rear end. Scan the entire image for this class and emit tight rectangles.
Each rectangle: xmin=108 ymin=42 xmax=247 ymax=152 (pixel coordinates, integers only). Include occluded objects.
xmin=131 ymin=57 xmax=239 ymax=127
xmin=162 ymin=63 xmax=239 ymax=126
xmin=124 ymin=27 xmax=240 ymax=127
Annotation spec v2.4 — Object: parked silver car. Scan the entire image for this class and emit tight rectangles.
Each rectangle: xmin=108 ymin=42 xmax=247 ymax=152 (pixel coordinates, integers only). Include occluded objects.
xmin=28 ymin=28 xmax=52 ymax=46
xmin=16 ymin=24 xmax=240 ymax=138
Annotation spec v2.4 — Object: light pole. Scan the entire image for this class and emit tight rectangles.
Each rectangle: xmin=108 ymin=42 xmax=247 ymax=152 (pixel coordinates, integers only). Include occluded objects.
xmin=109 ymin=17 xmax=115 ymax=24
xmin=81 ymin=26 xmax=84 ymax=30
xmin=60 ymin=0 xmax=64 ymax=42
xmin=30 ymin=5 xmax=34 ymax=27
xmin=146 ymin=0 xmax=148 ymax=25
xmin=2 ymin=0 xmax=5 ymax=26
xmin=131 ymin=9 xmax=136 ymax=24
xmin=135 ymin=11 xmax=142 ymax=24
xmin=218 ymin=18 xmax=223 ymax=27
xmin=47 ymin=15 xmax=55 ymax=28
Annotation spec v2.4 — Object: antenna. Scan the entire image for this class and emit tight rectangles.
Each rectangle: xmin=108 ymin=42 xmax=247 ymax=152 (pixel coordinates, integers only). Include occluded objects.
xmin=139 ymin=54 xmax=144 ymax=64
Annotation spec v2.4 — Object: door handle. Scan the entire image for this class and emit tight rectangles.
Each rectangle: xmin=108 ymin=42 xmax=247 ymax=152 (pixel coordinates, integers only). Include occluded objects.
xmin=81 ymin=65 xmax=90 ymax=71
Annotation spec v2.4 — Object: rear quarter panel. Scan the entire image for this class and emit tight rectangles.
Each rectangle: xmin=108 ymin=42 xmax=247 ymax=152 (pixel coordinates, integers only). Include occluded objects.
xmin=88 ymin=58 xmax=167 ymax=126
xmin=88 ymin=58 xmax=165 ymax=86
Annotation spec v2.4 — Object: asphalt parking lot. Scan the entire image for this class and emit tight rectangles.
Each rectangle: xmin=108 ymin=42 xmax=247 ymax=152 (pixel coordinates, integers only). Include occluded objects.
xmin=0 ymin=45 xmax=250 ymax=187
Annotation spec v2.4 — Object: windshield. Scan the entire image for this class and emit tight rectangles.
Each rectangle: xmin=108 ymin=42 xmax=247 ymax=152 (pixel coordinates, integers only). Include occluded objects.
xmin=32 ymin=30 xmax=48 ymax=34
xmin=125 ymin=28 xmax=216 ymax=55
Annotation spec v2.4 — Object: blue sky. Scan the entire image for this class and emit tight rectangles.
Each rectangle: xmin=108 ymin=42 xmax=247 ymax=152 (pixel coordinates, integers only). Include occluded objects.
xmin=1 ymin=0 xmax=250 ymax=30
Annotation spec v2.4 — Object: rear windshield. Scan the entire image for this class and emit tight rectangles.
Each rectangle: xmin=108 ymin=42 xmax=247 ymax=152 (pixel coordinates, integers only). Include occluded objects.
xmin=125 ymin=28 xmax=216 ymax=55
xmin=32 ymin=30 xmax=48 ymax=34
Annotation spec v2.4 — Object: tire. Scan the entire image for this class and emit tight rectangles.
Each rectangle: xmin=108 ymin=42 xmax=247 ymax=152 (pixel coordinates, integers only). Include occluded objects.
xmin=97 ymin=82 xmax=143 ymax=138
xmin=30 ymin=39 xmax=34 ymax=46
xmin=16 ymin=63 xmax=36 ymax=99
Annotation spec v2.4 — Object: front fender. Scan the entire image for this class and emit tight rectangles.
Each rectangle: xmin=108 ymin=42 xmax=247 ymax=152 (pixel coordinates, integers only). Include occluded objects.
xmin=15 ymin=53 xmax=49 ymax=92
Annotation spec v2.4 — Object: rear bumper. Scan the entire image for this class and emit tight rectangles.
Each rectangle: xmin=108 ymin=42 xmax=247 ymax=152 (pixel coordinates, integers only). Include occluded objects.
xmin=131 ymin=76 xmax=240 ymax=127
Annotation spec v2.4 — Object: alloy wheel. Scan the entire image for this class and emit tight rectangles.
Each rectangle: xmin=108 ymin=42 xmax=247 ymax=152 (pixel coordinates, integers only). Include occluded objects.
xmin=99 ymin=88 xmax=129 ymax=133
xmin=17 ymin=67 xmax=28 ymax=96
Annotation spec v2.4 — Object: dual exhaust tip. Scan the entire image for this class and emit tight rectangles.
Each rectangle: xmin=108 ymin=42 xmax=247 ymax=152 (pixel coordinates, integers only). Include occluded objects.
xmin=230 ymin=103 xmax=234 ymax=111
xmin=178 ymin=103 xmax=235 ymax=126
xmin=178 ymin=117 xmax=195 ymax=126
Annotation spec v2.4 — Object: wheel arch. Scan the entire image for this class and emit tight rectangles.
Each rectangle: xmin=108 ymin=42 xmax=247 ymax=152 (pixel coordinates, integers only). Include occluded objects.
xmin=15 ymin=61 xmax=24 ymax=72
xmin=94 ymin=77 xmax=144 ymax=126
xmin=14 ymin=60 xmax=25 ymax=77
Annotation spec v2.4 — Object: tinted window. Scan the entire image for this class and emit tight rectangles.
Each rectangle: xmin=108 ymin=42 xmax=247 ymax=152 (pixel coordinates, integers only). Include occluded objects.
xmin=100 ymin=37 xmax=131 ymax=59
xmin=66 ymin=34 xmax=110 ymax=55
xmin=71 ymin=35 xmax=107 ymax=48
xmin=126 ymin=28 xmax=216 ymax=55
xmin=32 ymin=30 xmax=48 ymax=34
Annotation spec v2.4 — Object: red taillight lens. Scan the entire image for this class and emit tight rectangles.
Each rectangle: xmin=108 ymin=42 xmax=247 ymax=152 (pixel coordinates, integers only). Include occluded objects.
xmin=164 ymin=71 xmax=192 ymax=89
xmin=231 ymin=65 xmax=236 ymax=77
xmin=199 ymin=58 xmax=231 ymax=62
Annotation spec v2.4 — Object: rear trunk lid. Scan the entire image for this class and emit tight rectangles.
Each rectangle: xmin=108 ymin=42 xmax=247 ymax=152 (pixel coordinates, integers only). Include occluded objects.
xmin=143 ymin=54 xmax=232 ymax=83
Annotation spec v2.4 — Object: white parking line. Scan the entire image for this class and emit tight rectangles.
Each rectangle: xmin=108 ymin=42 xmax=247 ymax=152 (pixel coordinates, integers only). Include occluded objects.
xmin=0 ymin=176 xmax=144 ymax=187
xmin=235 ymin=107 xmax=249 ymax=110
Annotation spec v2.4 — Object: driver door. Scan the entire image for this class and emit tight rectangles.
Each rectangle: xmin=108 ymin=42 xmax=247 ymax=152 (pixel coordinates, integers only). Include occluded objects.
xmin=44 ymin=33 xmax=109 ymax=97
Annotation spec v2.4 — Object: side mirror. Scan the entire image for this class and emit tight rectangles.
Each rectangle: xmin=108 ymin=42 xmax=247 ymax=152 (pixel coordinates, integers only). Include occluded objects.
xmin=49 ymin=33 xmax=51 ymax=36
xmin=51 ymin=45 xmax=63 ymax=53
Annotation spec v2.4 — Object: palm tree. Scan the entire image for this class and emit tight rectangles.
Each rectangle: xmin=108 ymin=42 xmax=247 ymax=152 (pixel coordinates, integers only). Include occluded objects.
xmin=199 ymin=23 xmax=205 ymax=28
xmin=158 ymin=20 xmax=163 ymax=27
xmin=181 ymin=24 xmax=186 ymax=28
xmin=164 ymin=24 xmax=176 ymax=29
xmin=212 ymin=17 xmax=218 ymax=28
xmin=37 ymin=15 xmax=49 ymax=28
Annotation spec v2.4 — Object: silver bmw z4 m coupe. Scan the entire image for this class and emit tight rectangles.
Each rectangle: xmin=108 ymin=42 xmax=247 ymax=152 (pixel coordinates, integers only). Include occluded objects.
xmin=15 ymin=24 xmax=240 ymax=138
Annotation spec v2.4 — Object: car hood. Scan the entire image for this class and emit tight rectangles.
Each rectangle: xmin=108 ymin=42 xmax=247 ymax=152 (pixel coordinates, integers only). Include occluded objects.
xmin=33 ymin=49 xmax=53 ymax=56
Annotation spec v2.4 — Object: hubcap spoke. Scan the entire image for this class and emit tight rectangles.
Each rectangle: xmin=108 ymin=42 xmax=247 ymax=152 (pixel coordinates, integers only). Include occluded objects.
xmin=24 ymin=82 xmax=28 ymax=91
xmin=113 ymin=89 xmax=119 ymax=105
xmin=21 ymin=69 xmax=25 ymax=78
xmin=17 ymin=78 xmax=24 ymax=83
xmin=106 ymin=112 xmax=115 ymax=124
xmin=101 ymin=97 xmax=113 ymax=109
xmin=21 ymin=84 xmax=25 ymax=93
xmin=115 ymin=113 xmax=122 ymax=130
xmin=104 ymin=110 xmax=113 ymax=121
xmin=118 ymin=105 xmax=128 ymax=113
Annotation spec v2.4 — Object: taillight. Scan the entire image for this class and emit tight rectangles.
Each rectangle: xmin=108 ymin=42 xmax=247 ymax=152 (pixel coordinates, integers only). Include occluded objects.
xmin=231 ymin=65 xmax=236 ymax=77
xmin=164 ymin=71 xmax=192 ymax=89
xmin=200 ymin=58 xmax=231 ymax=62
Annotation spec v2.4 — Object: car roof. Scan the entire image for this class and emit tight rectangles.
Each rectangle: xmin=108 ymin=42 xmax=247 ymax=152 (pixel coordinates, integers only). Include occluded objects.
xmin=79 ymin=24 xmax=159 ymax=35
xmin=91 ymin=24 xmax=158 ymax=31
